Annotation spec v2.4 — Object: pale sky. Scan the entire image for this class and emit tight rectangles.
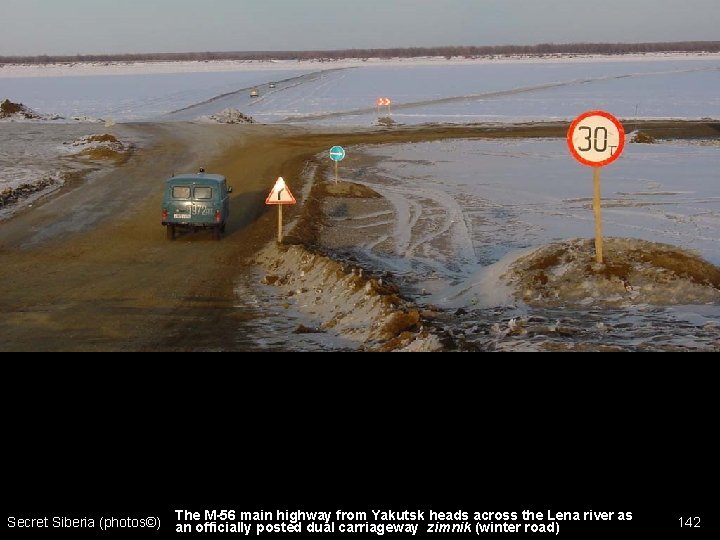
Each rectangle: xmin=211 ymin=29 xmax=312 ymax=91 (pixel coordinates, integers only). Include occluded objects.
xmin=0 ymin=0 xmax=718 ymax=56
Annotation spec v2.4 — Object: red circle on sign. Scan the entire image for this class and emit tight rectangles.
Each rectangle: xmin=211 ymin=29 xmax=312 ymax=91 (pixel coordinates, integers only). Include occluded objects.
xmin=567 ymin=110 xmax=625 ymax=167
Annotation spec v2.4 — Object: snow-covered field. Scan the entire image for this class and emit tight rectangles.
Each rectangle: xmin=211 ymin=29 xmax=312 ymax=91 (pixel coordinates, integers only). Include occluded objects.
xmin=230 ymin=57 xmax=720 ymax=125
xmin=309 ymin=137 xmax=720 ymax=351
xmin=1 ymin=54 xmax=718 ymax=123
xmin=1 ymin=68 xmax=311 ymax=122
xmin=342 ymin=137 xmax=719 ymax=294
xmin=359 ymin=138 xmax=720 ymax=265
xmin=2 ymin=53 xmax=716 ymax=196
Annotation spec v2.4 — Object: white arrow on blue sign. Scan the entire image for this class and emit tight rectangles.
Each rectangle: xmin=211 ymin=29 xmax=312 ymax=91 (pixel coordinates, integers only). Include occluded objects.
xmin=329 ymin=146 xmax=346 ymax=161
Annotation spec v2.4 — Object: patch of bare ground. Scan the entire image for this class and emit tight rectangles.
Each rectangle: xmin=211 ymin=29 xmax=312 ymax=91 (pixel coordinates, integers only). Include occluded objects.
xmin=77 ymin=146 xmax=125 ymax=161
xmin=0 ymin=99 xmax=30 ymax=117
xmin=505 ymin=238 xmax=720 ymax=308
xmin=315 ymin=181 xmax=381 ymax=198
xmin=66 ymin=133 xmax=134 ymax=163
xmin=376 ymin=116 xmax=399 ymax=127
xmin=206 ymin=108 xmax=255 ymax=124
xmin=622 ymin=119 xmax=719 ymax=139
xmin=630 ymin=131 xmax=656 ymax=143
xmin=86 ymin=134 xmax=119 ymax=143
xmin=0 ymin=99 xmax=62 ymax=120
xmin=283 ymin=161 xmax=385 ymax=247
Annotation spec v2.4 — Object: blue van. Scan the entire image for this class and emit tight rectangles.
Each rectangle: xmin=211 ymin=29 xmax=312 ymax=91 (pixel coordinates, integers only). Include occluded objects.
xmin=161 ymin=171 xmax=232 ymax=240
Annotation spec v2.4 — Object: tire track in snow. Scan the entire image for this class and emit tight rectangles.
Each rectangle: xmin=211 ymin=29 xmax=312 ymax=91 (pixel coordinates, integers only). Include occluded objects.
xmin=162 ymin=68 xmax=348 ymax=119
xmin=352 ymin=177 xmax=477 ymax=276
xmin=280 ymin=66 xmax=720 ymax=123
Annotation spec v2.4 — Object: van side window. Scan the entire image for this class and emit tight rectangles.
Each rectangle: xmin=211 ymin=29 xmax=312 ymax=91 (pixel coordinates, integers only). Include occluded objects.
xmin=194 ymin=187 xmax=213 ymax=199
xmin=172 ymin=186 xmax=191 ymax=199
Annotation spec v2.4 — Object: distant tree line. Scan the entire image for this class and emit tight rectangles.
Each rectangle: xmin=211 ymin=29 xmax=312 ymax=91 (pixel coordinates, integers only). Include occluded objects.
xmin=1 ymin=41 xmax=718 ymax=65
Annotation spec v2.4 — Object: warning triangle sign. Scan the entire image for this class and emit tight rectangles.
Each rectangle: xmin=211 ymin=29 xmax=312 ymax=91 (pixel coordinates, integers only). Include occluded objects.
xmin=265 ymin=177 xmax=297 ymax=205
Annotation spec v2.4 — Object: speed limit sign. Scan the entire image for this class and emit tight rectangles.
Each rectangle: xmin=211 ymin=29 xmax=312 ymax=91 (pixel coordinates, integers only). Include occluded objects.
xmin=567 ymin=110 xmax=625 ymax=264
xmin=567 ymin=110 xmax=625 ymax=167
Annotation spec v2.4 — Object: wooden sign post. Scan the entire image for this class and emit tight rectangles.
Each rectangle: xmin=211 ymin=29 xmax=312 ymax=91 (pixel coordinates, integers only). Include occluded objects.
xmin=265 ymin=177 xmax=297 ymax=243
xmin=567 ymin=110 xmax=626 ymax=264
xmin=592 ymin=166 xmax=603 ymax=262
xmin=329 ymin=146 xmax=346 ymax=183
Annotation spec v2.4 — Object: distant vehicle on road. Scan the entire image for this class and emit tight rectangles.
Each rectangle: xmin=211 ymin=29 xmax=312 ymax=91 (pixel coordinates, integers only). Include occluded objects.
xmin=250 ymin=88 xmax=259 ymax=97
xmin=269 ymin=83 xmax=276 ymax=89
xmin=161 ymin=170 xmax=232 ymax=240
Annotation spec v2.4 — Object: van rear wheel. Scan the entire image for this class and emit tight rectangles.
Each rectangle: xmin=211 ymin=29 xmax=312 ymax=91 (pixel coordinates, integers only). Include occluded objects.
xmin=213 ymin=226 xmax=221 ymax=240
xmin=166 ymin=224 xmax=175 ymax=240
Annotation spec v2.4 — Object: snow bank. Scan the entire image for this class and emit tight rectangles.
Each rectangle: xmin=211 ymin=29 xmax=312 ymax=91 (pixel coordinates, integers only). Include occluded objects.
xmin=0 ymin=98 xmax=61 ymax=121
xmin=254 ymin=242 xmax=442 ymax=351
xmin=198 ymin=108 xmax=254 ymax=124
xmin=60 ymin=133 xmax=134 ymax=160
xmin=0 ymin=171 xmax=64 ymax=214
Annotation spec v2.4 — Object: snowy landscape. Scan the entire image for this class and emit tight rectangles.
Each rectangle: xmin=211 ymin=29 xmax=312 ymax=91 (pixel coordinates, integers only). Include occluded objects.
xmin=2 ymin=53 xmax=717 ymax=193
xmin=2 ymin=54 xmax=718 ymax=123
xmin=1 ymin=52 xmax=718 ymax=350
xmin=329 ymin=137 xmax=720 ymax=350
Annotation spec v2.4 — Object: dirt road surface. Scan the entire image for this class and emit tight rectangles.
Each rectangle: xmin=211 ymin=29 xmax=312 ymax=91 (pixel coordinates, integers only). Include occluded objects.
xmin=0 ymin=120 xmax=716 ymax=351
xmin=0 ymin=122 xmax=300 ymax=351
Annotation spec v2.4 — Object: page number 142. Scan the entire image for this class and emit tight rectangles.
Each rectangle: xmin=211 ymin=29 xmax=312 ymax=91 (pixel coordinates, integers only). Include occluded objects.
xmin=679 ymin=517 xmax=701 ymax=528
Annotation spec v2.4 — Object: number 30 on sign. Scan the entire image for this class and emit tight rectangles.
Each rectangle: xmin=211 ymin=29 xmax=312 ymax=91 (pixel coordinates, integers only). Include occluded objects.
xmin=567 ymin=110 xmax=625 ymax=167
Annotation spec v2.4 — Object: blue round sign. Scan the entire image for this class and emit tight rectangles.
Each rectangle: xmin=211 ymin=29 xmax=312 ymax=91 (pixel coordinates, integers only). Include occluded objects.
xmin=329 ymin=146 xmax=346 ymax=161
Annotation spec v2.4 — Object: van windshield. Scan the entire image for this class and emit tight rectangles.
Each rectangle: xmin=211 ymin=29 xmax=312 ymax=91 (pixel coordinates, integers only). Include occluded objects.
xmin=172 ymin=186 xmax=191 ymax=199
xmin=194 ymin=187 xmax=213 ymax=199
